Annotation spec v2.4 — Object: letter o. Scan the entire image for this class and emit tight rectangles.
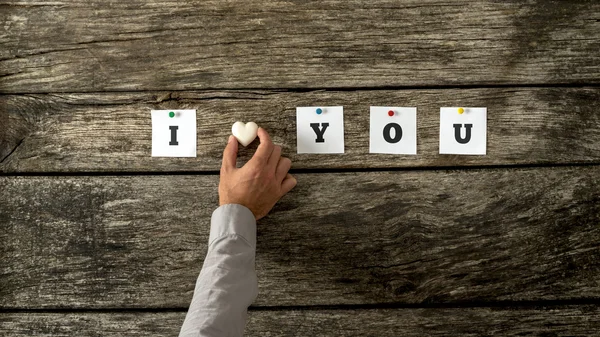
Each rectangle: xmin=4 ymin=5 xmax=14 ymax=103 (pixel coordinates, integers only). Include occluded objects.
xmin=383 ymin=123 xmax=402 ymax=143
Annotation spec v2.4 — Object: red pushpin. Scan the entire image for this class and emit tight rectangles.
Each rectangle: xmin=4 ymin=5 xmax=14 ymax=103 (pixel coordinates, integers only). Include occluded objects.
xmin=388 ymin=110 xmax=394 ymax=117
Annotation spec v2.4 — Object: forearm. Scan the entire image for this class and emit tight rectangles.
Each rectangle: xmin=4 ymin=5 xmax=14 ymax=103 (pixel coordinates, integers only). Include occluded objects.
xmin=179 ymin=204 xmax=258 ymax=337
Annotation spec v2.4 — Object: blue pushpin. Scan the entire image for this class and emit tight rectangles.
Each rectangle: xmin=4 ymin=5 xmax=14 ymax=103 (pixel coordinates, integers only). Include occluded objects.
xmin=316 ymin=108 xmax=323 ymax=115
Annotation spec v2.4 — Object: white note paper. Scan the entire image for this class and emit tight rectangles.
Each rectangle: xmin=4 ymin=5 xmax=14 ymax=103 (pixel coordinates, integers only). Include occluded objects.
xmin=369 ymin=107 xmax=417 ymax=154
xmin=439 ymin=107 xmax=487 ymax=155
xmin=296 ymin=106 xmax=344 ymax=154
xmin=151 ymin=110 xmax=197 ymax=157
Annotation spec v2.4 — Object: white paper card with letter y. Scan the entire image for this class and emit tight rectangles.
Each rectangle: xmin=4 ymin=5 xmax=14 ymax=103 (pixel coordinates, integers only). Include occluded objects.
xmin=296 ymin=106 xmax=345 ymax=154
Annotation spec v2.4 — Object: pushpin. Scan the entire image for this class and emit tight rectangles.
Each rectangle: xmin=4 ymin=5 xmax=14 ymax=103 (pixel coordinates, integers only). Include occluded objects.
xmin=169 ymin=111 xmax=175 ymax=118
xmin=458 ymin=108 xmax=464 ymax=114
xmin=316 ymin=108 xmax=323 ymax=115
xmin=388 ymin=110 xmax=394 ymax=117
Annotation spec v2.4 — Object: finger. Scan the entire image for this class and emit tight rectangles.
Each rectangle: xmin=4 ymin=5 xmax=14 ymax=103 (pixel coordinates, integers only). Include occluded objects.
xmin=252 ymin=128 xmax=274 ymax=163
xmin=267 ymin=145 xmax=282 ymax=170
xmin=275 ymin=157 xmax=292 ymax=182
xmin=280 ymin=173 xmax=297 ymax=196
xmin=221 ymin=135 xmax=238 ymax=170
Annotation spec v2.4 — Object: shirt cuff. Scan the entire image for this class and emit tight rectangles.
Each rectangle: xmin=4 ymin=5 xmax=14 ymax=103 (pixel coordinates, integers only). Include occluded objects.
xmin=209 ymin=204 xmax=257 ymax=248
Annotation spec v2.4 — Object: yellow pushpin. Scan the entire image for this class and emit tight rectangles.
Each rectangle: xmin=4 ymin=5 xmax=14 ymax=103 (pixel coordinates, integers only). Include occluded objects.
xmin=458 ymin=107 xmax=465 ymax=114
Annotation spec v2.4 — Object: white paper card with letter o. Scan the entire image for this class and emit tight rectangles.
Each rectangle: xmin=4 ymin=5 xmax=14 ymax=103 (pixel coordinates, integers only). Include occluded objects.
xmin=296 ymin=106 xmax=344 ymax=154
xmin=439 ymin=107 xmax=487 ymax=155
xmin=369 ymin=107 xmax=417 ymax=154
xmin=151 ymin=110 xmax=197 ymax=157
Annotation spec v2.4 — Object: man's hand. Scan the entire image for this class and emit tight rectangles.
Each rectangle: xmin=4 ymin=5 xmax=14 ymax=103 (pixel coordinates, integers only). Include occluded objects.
xmin=219 ymin=128 xmax=297 ymax=220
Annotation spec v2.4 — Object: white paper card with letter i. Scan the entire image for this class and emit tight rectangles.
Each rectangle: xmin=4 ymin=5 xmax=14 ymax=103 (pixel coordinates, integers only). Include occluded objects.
xmin=439 ymin=107 xmax=487 ymax=155
xmin=369 ymin=107 xmax=417 ymax=154
xmin=151 ymin=110 xmax=197 ymax=157
xmin=296 ymin=106 xmax=345 ymax=154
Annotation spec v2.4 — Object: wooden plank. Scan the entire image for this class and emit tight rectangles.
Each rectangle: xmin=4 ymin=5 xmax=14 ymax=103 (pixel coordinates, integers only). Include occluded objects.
xmin=1 ymin=167 xmax=598 ymax=308
xmin=1 ymin=88 xmax=599 ymax=172
xmin=1 ymin=306 xmax=599 ymax=336
xmin=0 ymin=0 xmax=599 ymax=93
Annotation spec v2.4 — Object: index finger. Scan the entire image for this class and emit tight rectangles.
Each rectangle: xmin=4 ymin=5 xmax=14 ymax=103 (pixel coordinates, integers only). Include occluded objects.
xmin=251 ymin=128 xmax=274 ymax=163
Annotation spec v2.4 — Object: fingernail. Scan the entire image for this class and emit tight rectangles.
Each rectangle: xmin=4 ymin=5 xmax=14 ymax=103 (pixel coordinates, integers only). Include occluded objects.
xmin=228 ymin=135 xmax=234 ymax=143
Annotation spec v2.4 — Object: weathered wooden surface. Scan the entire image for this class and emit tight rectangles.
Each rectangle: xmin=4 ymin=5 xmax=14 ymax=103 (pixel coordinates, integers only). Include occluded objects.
xmin=1 ymin=167 xmax=598 ymax=308
xmin=1 ymin=0 xmax=599 ymax=93
xmin=2 ymin=1 xmax=599 ymax=335
xmin=1 ymin=88 xmax=599 ymax=172
xmin=1 ymin=306 xmax=599 ymax=336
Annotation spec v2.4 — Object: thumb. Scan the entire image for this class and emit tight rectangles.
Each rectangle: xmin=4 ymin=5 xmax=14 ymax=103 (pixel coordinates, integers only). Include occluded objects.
xmin=222 ymin=135 xmax=238 ymax=170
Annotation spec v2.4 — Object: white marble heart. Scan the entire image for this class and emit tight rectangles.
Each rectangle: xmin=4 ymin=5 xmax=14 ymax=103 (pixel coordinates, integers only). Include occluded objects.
xmin=231 ymin=121 xmax=258 ymax=147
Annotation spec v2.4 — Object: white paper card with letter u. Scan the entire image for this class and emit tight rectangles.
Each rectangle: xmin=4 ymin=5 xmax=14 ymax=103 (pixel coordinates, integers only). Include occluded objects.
xmin=439 ymin=107 xmax=487 ymax=155
xmin=151 ymin=110 xmax=197 ymax=157
xmin=296 ymin=106 xmax=344 ymax=154
xmin=369 ymin=107 xmax=417 ymax=154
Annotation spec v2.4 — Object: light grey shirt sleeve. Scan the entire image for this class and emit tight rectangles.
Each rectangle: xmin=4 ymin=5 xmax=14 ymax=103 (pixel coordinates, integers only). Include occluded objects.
xmin=179 ymin=204 xmax=258 ymax=337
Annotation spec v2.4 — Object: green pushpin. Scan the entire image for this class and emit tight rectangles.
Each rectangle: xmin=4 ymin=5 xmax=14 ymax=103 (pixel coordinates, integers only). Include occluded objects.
xmin=169 ymin=111 xmax=175 ymax=118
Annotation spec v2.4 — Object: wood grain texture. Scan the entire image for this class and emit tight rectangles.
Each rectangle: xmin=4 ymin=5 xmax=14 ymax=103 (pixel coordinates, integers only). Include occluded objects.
xmin=1 ymin=306 xmax=599 ymax=336
xmin=1 ymin=167 xmax=598 ymax=308
xmin=1 ymin=0 xmax=599 ymax=93
xmin=1 ymin=88 xmax=599 ymax=172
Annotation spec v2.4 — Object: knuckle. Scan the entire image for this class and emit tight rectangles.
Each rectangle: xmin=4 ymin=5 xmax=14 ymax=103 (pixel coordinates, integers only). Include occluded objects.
xmin=249 ymin=166 xmax=263 ymax=178
xmin=249 ymin=167 xmax=260 ymax=177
